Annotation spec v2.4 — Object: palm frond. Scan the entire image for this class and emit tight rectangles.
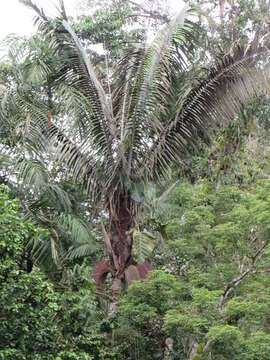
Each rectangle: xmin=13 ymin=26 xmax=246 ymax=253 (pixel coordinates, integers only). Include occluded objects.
xmin=57 ymin=0 xmax=68 ymax=20
xmin=116 ymin=6 xmax=196 ymax=175
xmin=66 ymin=243 xmax=96 ymax=260
xmin=58 ymin=213 xmax=96 ymax=247
xmin=47 ymin=184 xmax=73 ymax=212
xmin=24 ymin=116 xmax=103 ymax=202
xmin=15 ymin=1 xmax=116 ymax=201
xmin=19 ymin=0 xmax=48 ymax=21
xmin=27 ymin=212 xmax=96 ymax=270
xmin=142 ymin=45 xmax=268 ymax=179
xmin=62 ymin=20 xmax=114 ymax=139
xmin=18 ymin=159 xmax=48 ymax=188
xmin=27 ymin=232 xmax=62 ymax=271
xmin=132 ymin=229 xmax=156 ymax=262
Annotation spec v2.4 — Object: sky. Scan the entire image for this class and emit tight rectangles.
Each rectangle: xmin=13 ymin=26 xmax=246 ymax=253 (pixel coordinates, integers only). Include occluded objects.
xmin=0 ymin=0 xmax=184 ymax=40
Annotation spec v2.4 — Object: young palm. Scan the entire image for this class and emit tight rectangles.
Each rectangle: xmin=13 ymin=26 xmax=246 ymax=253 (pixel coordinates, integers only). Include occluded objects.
xmin=2 ymin=0 xmax=269 ymax=301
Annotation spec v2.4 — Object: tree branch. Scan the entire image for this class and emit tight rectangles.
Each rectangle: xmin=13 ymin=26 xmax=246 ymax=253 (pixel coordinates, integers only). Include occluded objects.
xmin=126 ymin=0 xmax=170 ymax=24
xmin=218 ymin=241 xmax=268 ymax=311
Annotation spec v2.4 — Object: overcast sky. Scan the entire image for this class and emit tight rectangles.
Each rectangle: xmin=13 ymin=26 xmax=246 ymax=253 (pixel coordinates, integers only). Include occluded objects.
xmin=0 ymin=0 xmax=184 ymax=40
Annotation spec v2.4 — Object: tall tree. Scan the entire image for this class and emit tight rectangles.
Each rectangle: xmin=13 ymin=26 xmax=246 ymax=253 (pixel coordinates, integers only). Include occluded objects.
xmin=2 ymin=0 xmax=269 ymax=307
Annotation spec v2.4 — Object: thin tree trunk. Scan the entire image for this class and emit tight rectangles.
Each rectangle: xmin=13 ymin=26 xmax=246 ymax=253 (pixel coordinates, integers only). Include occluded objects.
xmin=188 ymin=337 xmax=199 ymax=359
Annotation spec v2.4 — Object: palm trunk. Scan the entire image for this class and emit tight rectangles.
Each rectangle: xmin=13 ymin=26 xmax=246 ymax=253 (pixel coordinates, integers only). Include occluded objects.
xmin=96 ymin=223 xmax=134 ymax=313
xmin=110 ymin=221 xmax=133 ymax=275
xmin=104 ymin=195 xmax=135 ymax=311
xmin=93 ymin=193 xmax=152 ymax=312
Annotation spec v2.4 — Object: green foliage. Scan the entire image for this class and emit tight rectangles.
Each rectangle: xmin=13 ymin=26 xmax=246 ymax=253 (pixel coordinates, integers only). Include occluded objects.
xmin=116 ymin=271 xmax=182 ymax=359
xmin=244 ymin=331 xmax=270 ymax=360
xmin=1 ymin=113 xmax=270 ymax=360
xmin=0 ymin=184 xmax=46 ymax=281
xmin=137 ymin=152 xmax=270 ymax=358
xmin=0 ymin=186 xmax=115 ymax=359
xmin=0 ymin=185 xmax=60 ymax=359
xmin=0 ymin=268 xmax=60 ymax=360
xmin=205 ymin=325 xmax=245 ymax=359
xmin=74 ymin=2 xmax=144 ymax=60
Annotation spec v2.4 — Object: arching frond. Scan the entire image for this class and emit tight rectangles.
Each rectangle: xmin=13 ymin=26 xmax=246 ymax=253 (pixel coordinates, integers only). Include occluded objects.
xmin=142 ymin=45 xmax=269 ymax=180
xmin=58 ymin=213 xmax=96 ymax=246
xmin=14 ymin=0 xmax=116 ymax=203
xmin=112 ymin=7 xmax=198 ymax=178
xmin=47 ymin=184 xmax=73 ymax=212
xmin=62 ymin=20 xmax=115 ymax=139
xmin=27 ymin=233 xmax=62 ymax=273
xmin=19 ymin=0 xmax=48 ymax=21
xmin=66 ymin=243 xmax=96 ymax=260
xmin=18 ymin=159 xmax=48 ymax=188
xmin=27 ymin=212 xmax=96 ymax=271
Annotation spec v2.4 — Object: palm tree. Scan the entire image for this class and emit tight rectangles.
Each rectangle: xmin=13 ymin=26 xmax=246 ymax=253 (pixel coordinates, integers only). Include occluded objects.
xmin=2 ymin=0 xmax=268 ymax=305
